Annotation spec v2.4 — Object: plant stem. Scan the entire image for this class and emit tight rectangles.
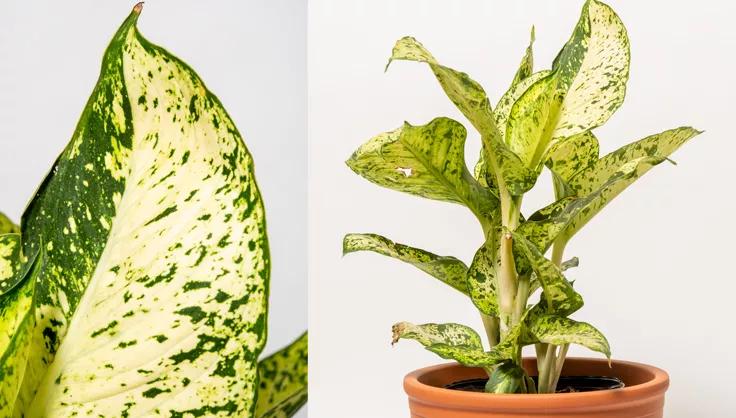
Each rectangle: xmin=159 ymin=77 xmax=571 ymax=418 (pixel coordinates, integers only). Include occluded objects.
xmin=551 ymin=237 xmax=567 ymax=266
xmin=498 ymin=191 xmax=522 ymax=337
xmin=549 ymin=344 xmax=569 ymax=391
xmin=481 ymin=313 xmax=500 ymax=348
xmin=512 ymin=275 xmax=530 ymax=325
xmin=543 ymin=238 xmax=570 ymax=393
xmin=537 ymin=344 xmax=558 ymax=393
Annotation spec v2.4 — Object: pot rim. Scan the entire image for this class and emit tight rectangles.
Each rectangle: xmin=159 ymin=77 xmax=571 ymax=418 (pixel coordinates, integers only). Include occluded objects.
xmin=404 ymin=357 xmax=669 ymax=411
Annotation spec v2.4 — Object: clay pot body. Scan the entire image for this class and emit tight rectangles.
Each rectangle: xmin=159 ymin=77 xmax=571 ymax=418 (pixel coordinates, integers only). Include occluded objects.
xmin=404 ymin=357 xmax=669 ymax=418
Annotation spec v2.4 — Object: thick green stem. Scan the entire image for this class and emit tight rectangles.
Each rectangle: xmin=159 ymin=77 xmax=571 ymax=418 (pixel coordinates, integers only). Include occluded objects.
xmin=551 ymin=238 xmax=567 ymax=266
xmin=498 ymin=232 xmax=517 ymax=335
xmin=481 ymin=313 xmax=500 ymax=348
xmin=512 ymin=275 xmax=530 ymax=325
xmin=543 ymin=238 xmax=570 ymax=393
xmin=498 ymin=191 xmax=522 ymax=337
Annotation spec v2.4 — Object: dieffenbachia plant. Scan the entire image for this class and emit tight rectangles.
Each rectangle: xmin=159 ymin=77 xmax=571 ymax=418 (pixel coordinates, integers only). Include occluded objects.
xmin=0 ymin=4 xmax=306 ymax=417
xmin=344 ymin=0 xmax=699 ymax=394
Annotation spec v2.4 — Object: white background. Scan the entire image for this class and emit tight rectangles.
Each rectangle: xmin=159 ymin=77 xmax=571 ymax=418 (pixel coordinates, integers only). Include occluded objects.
xmin=0 ymin=2 xmax=306 ymax=416
xmin=309 ymin=0 xmax=734 ymax=417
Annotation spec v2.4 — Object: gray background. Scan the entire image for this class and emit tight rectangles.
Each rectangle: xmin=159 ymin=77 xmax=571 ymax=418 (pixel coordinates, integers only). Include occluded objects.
xmin=309 ymin=0 xmax=734 ymax=417
xmin=0 ymin=2 xmax=306 ymax=416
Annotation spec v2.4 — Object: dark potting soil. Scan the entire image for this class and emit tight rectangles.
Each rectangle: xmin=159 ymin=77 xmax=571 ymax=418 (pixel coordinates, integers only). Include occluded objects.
xmin=444 ymin=376 xmax=625 ymax=393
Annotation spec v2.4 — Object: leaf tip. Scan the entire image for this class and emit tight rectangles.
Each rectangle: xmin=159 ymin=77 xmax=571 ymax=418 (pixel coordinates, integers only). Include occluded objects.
xmin=391 ymin=322 xmax=407 ymax=345
xmin=133 ymin=2 xmax=144 ymax=14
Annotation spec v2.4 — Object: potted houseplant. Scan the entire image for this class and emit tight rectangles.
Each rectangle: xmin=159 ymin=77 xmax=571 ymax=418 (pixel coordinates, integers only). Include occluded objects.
xmin=0 ymin=4 xmax=306 ymax=417
xmin=344 ymin=0 xmax=699 ymax=416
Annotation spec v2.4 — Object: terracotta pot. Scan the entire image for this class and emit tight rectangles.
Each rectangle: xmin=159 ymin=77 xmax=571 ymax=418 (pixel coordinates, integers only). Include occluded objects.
xmin=404 ymin=357 xmax=669 ymax=418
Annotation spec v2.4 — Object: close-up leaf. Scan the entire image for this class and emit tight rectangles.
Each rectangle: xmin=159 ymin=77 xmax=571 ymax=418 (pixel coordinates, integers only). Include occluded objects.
xmin=346 ymin=117 xmax=498 ymax=222
xmin=343 ymin=233 xmax=469 ymax=295
xmin=14 ymin=6 xmax=271 ymax=416
xmin=0 ymin=248 xmax=41 ymax=418
xmin=256 ymin=332 xmax=308 ymax=418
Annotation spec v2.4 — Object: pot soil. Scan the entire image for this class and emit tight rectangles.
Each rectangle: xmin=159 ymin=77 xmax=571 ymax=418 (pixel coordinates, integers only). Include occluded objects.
xmin=404 ymin=357 xmax=669 ymax=418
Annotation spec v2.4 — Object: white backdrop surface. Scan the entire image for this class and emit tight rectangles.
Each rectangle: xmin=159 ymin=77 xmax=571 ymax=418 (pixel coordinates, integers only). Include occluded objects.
xmin=309 ymin=1 xmax=733 ymax=417
xmin=0 ymin=2 xmax=306 ymax=416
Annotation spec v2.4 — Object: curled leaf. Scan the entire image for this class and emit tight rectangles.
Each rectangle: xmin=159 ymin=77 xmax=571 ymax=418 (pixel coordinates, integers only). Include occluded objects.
xmin=343 ymin=233 xmax=469 ymax=295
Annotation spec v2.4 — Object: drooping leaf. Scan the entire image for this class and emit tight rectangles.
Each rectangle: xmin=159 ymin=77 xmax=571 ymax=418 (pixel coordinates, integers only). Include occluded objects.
xmin=17 ymin=6 xmax=270 ymax=416
xmin=392 ymin=322 xmax=520 ymax=369
xmin=343 ymin=233 xmax=469 ymax=295
xmin=467 ymin=239 xmax=498 ymax=316
xmin=0 ymin=248 xmax=41 ymax=417
xmin=387 ymin=37 xmax=498 ymax=137
xmin=256 ymin=332 xmax=308 ymax=418
xmin=346 ymin=117 xmax=498 ymax=221
xmin=387 ymin=37 xmax=537 ymax=196
xmin=526 ymin=314 xmax=610 ymax=359
xmin=511 ymin=233 xmax=582 ymax=316
xmin=552 ymin=0 xmax=630 ymax=139
xmin=392 ymin=322 xmax=483 ymax=349
xmin=561 ymin=126 xmax=701 ymax=241
xmin=0 ymin=213 xmax=19 ymax=235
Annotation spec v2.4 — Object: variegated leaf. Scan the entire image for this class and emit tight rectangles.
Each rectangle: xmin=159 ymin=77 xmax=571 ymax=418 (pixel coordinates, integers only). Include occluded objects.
xmin=510 ymin=26 xmax=535 ymax=87
xmin=526 ymin=314 xmax=610 ymax=359
xmin=495 ymin=71 xmax=551 ymax=143
xmin=256 ymin=332 xmax=308 ymax=418
xmin=0 ymin=213 xmax=19 ymax=235
xmin=392 ymin=322 xmax=482 ymax=349
xmin=0 ymin=234 xmax=22 ymax=295
xmin=552 ymin=0 xmax=630 ymax=138
xmin=474 ymin=70 xmax=550 ymax=188
xmin=387 ymin=37 xmax=537 ymax=196
xmin=485 ymin=362 xmax=525 ymax=394
xmin=17 ymin=6 xmax=270 ymax=416
xmin=392 ymin=322 xmax=513 ymax=368
xmin=387 ymin=37 xmax=497 ymax=137
xmin=506 ymin=0 xmax=630 ymax=172
xmin=346 ymin=117 xmax=498 ymax=221
xmin=467 ymin=239 xmax=498 ymax=316
xmin=0 ymin=248 xmax=41 ymax=417
xmin=511 ymin=233 xmax=582 ymax=316
xmin=505 ymin=73 xmax=560 ymax=168
xmin=561 ymin=127 xmax=701 ymax=241
xmin=343 ymin=233 xmax=468 ymax=295
xmin=546 ymin=131 xmax=600 ymax=183
xmin=547 ymin=131 xmax=600 ymax=199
